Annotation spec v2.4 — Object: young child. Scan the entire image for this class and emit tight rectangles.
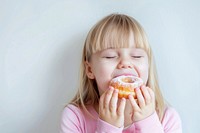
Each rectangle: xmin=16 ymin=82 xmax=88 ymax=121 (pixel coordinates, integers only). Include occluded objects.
xmin=60 ymin=13 xmax=182 ymax=133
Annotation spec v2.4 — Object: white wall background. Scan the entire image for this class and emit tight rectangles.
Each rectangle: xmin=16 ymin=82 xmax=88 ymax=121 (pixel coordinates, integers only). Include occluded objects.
xmin=1 ymin=0 xmax=200 ymax=132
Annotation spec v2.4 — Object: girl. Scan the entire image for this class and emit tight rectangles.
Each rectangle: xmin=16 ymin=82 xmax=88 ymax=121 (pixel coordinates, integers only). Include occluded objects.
xmin=60 ymin=13 xmax=182 ymax=133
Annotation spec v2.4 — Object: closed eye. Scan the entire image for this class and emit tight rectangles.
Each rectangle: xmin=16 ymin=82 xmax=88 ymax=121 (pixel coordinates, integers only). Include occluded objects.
xmin=104 ymin=56 xmax=117 ymax=59
xmin=132 ymin=56 xmax=143 ymax=58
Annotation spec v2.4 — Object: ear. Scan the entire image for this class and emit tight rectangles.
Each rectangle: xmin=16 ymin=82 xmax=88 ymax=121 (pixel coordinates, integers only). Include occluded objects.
xmin=85 ymin=61 xmax=95 ymax=79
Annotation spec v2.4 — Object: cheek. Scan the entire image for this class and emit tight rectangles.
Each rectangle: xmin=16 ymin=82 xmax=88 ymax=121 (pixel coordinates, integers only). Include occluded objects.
xmin=142 ymin=68 xmax=149 ymax=85
xmin=93 ymin=64 xmax=114 ymax=94
xmin=138 ymin=62 xmax=149 ymax=84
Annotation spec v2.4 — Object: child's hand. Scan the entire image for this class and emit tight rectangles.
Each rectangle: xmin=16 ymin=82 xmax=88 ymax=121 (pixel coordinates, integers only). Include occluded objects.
xmin=99 ymin=87 xmax=126 ymax=128
xmin=129 ymin=85 xmax=155 ymax=122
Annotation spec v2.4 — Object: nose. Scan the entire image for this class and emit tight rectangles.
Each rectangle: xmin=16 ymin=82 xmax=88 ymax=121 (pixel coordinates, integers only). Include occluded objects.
xmin=117 ymin=58 xmax=134 ymax=69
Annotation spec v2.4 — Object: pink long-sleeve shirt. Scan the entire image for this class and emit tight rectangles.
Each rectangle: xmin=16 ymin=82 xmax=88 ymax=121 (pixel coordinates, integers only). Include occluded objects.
xmin=60 ymin=104 xmax=182 ymax=133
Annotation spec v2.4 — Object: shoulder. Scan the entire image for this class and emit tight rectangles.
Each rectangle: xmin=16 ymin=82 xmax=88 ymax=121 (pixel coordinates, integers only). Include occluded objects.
xmin=162 ymin=106 xmax=182 ymax=132
xmin=60 ymin=104 xmax=86 ymax=132
xmin=60 ymin=104 xmax=99 ymax=133
xmin=63 ymin=104 xmax=82 ymax=114
xmin=163 ymin=106 xmax=181 ymax=122
xmin=61 ymin=104 xmax=84 ymax=121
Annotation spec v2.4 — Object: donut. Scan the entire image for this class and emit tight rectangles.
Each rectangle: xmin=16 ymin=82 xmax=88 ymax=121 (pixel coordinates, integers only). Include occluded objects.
xmin=109 ymin=75 xmax=143 ymax=99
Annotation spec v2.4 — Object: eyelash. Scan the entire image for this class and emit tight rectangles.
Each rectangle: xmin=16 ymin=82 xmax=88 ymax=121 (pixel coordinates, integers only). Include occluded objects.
xmin=132 ymin=56 xmax=143 ymax=58
xmin=104 ymin=56 xmax=117 ymax=59
xmin=104 ymin=56 xmax=143 ymax=59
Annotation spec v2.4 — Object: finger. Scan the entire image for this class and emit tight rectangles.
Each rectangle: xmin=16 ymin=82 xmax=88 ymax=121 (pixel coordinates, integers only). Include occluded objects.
xmin=110 ymin=89 xmax=118 ymax=113
xmin=141 ymin=85 xmax=151 ymax=105
xmin=99 ymin=92 xmax=106 ymax=111
xmin=128 ymin=94 xmax=140 ymax=111
xmin=147 ymin=87 xmax=155 ymax=102
xmin=104 ymin=87 xmax=114 ymax=109
xmin=117 ymin=98 xmax=126 ymax=116
xmin=135 ymin=87 xmax=145 ymax=108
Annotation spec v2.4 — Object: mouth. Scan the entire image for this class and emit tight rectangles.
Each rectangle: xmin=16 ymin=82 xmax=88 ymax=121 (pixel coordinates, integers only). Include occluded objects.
xmin=114 ymin=73 xmax=138 ymax=78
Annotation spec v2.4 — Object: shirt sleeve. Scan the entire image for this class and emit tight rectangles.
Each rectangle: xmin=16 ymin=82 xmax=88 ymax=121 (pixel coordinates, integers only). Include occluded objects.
xmin=134 ymin=111 xmax=164 ymax=133
xmin=133 ymin=107 xmax=182 ymax=133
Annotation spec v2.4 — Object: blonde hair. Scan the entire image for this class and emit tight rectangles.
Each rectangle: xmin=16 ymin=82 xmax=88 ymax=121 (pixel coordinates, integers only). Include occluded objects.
xmin=70 ymin=13 xmax=165 ymax=121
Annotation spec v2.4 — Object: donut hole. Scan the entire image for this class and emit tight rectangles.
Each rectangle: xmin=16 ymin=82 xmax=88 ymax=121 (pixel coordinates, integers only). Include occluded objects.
xmin=121 ymin=77 xmax=134 ymax=83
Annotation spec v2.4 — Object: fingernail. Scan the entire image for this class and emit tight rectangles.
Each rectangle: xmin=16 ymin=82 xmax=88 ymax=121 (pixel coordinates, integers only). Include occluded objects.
xmin=109 ymin=86 xmax=114 ymax=90
xmin=122 ymin=98 xmax=126 ymax=101
xmin=135 ymin=87 xmax=140 ymax=91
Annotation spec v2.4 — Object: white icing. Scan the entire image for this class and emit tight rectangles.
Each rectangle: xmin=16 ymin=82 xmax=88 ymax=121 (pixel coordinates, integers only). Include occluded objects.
xmin=110 ymin=75 xmax=143 ymax=88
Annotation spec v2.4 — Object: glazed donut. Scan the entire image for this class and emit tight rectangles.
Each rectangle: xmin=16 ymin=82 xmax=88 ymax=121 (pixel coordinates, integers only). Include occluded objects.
xmin=109 ymin=75 xmax=143 ymax=99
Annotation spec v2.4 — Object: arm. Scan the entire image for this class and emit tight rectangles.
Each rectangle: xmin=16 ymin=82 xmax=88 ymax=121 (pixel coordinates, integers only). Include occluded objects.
xmin=134 ymin=107 xmax=182 ymax=133
xmin=134 ymin=111 xmax=164 ymax=133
